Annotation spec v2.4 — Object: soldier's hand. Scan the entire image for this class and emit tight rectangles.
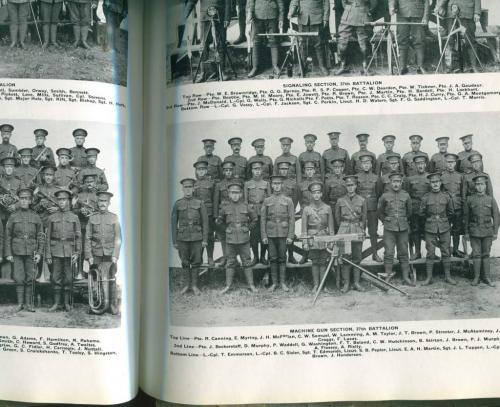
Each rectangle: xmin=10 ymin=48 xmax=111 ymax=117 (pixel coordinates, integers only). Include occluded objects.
xmin=88 ymin=257 xmax=94 ymax=265
xmin=48 ymin=206 xmax=58 ymax=214
xmin=34 ymin=254 xmax=41 ymax=264
xmin=262 ymin=238 xmax=268 ymax=245
xmin=464 ymin=234 xmax=470 ymax=241
xmin=202 ymin=241 xmax=208 ymax=248
xmin=46 ymin=257 xmax=52 ymax=265
xmin=6 ymin=256 xmax=13 ymax=263
xmin=112 ymin=257 xmax=118 ymax=264
xmin=286 ymin=238 xmax=293 ymax=245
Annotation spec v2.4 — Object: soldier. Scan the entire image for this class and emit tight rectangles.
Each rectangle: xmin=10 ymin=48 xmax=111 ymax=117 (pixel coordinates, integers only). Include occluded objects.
xmin=298 ymin=134 xmax=324 ymax=180
xmin=436 ymin=0 xmax=481 ymax=73
xmin=55 ymin=148 xmax=78 ymax=193
xmin=377 ymin=172 xmax=414 ymax=286
xmin=298 ymin=161 xmax=320 ymax=264
xmin=376 ymin=135 xmax=403 ymax=176
xmin=419 ymin=173 xmax=455 ymax=285
xmin=67 ymin=0 xmax=97 ymax=48
xmin=390 ymin=0 xmax=429 ymax=74
xmin=184 ymin=0 xmax=230 ymax=82
xmin=0 ymin=124 xmax=18 ymax=162
xmin=15 ymin=148 xmax=38 ymax=189
xmin=464 ymin=153 xmax=493 ymax=197
xmin=233 ymin=0 xmax=247 ymax=45
xmin=45 ymin=188 xmax=82 ymax=312
xmin=457 ymin=134 xmax=481 ymax=174
xmin=464 ymin=174 xmax=499 ymax=286
xmin=357 ymin=154 xmax=382 ymax=262
xmin=33 ymin=166 xmax=60 ymax=226
xmin=404 ymin=153 xmax=430 ymax=260
xmin=198 ymin=139 xmax=223 ymax=182
xmin=441 ymin=153 xmax=466 ymax=258
xmin=40 ymin=0 xmax=64 ymax=48
xmin=246 ymin=0 xmax=284 ymax=78
xmin=69 ymin=128 xmax=88 ymax=170
xmin=31 ymin=129 xmax=56 ymax=169
xmin=217 ymin=183 xmax=258 ymax=293
xmin=402 ymin=135 xmax=429 ymax=177
xmin=84 ymin=191 xmax=122 ymax=314
xmin=261 ymin=175 xmax=295 ymax=291
xmin=335 ymin=175 xmax=367 ymax=293
xmin=323 ymin=131 xmax=352 ymax=178
xmin=0 ymin=157 xmax=21 ymax=225
xmin=244 ymin=160 xmax=270 ymax=265
xmin=429 ymin=136 xmax=450 ymax=174
xmin=171 ymin=178 xmax=208 ymax=295
xmin=77 ymin=148 xmax=109 ymax=192
xmin=301 ymin=181 xmax=334 ymax=292
xmin=288 ymin=0 xmax=330 ymax=76
xmin=73 ymin=174 xmax=99 ymax=262
xmin=335 ymin=0 xmax=376 ymax=76
xmin=193 ymin=160 xmax=216 ymax=266
xmin=274 ymin=136 xmax=301 ymax=183
xmin=247 ymin=138 xmax=273 ymax=181
xmin=6 ymin=0 xmax=29 ymax=48
xmin=351 ymin=133 xmax=376 ymax=174
xmin=5 ymin=188 xmax=43 ymax=313
xmin=324 ymin=158 xmax=347 ymax=232
xmin=377 ymin=153 xmax=403 ymax=193
xmin=224 ymin=137 xmax=247 ymax=182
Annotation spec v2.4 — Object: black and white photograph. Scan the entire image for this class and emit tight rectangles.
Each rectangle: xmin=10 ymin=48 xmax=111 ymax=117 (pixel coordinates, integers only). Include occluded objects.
xmin=0 ymin=0 xmax=128 ymax=86
xmin=167 ymin=0 xmax=500 ymax=85
xmin=168 ymin=111 xmax=500 ymax=327
xmin=0 ymin=119 xmax=124 ymax=329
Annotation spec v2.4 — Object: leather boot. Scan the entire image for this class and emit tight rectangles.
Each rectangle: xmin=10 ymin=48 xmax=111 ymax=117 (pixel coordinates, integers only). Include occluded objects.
xmin=9 ymin=24 xmax=17 ymax=48
xmin=416 ymin=48 xmax=426 ymax=74
xmin=42 ymin=25 xmax=50 ymax=48
xmin=63 ymin=290 xmax=71 ymax=312
xmin=335 ymin=59 xmax=348 ymax=75
xmin=260 ymin=245 xmax=268 ymax=265
xmin=371 ymin=237 xmax=382 ymax=262
xmin=444 ymin=47 xmax=454 ymax=73
xmin=311 ymin=265 xmax=320 ymax=292
xmin=299 ymin=253 xmax=309 ymax=264
xmin=268 ymin=263 xmax=278 ymax=291
xmin=399 ymin=48 xmax=408 ymax=74
xmin=383 ymin=263 xmax=395 ymax=282
xmin=481 ymin=257 xmax=496 ymax=287
xmin=248 ymin=46 xmax=260 ymax=78
xmin=24 ymin=285 xmax=35 ymax=312
xmin=244 ymin=268 xmax=257 ymax=293
xmin=271 ymin=46 xmax=280 ymax=75
xmin=109 ymin=281 xmax=118 ymax=315
xmin=279 ymin=263 xmax=289 ymax=292
xmin=422 ymin=261 xmax=433 ymax=286
xmin=471 ymin=258 xmax=481 ymax=286
xmin=18 ymin=23 xmax=27 ymax=48
xmin=50 ymin=24 xmax=60 ymax=47
xmin=15 ymin=286 xmax=24 ymax=312
xmin=48 ymin=290 xmax=61 ymax=312
xmin=287 ymin=246 xmax=297 ymax=264
xmin=316 ymin=47 xmax=329 ymax=76
xmin=232 ymin=13 xmax=246 ymax=45
xmin=468 ymin=48 xmax=479 ymax=73
xmin=340 ymin=265 xmax=350 ymax=293
xmin=401 ymin=263 xmax=415 ymax=286
xmin=191 ymin=268 xmax=201 ymax=295
xmin=352 ymin=268 xmax=365 ymax=292
xmin=221 ymin=267 xmax=235 ymax=294
xmin=410 ymin=241 xmax=422 ymax=260
xmin=80 ymin=25 xmax=90 ymax=49
xmin=251 ymin=243 xmax=259 ymax=264
xmin=443 ymin=260 xmax=457 ymax=285
xmin=180 ymin=269 xmax=191 ymax=294
xmin=73 ymin=25 xmax=80 ymax=47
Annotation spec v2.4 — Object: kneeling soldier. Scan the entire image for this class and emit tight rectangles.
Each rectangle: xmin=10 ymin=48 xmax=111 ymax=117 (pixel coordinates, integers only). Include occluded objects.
xmin=217 ymin=183 xmax=258 ymax=293
xmin=335 ymin=175 xmax=367 ymax=293
xmin=419 ymin=173 xmax=455 ymax=285
xmin=464 ymin=174 xmax=499 ymax=287
xmin=6 ymin=188 xmax=43 ymax=312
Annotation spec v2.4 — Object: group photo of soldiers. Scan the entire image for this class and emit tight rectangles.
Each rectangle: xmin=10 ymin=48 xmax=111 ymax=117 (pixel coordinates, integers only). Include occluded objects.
xmin=0 ymin=121 xmax=123 ymax=328
xmin=167 ymin=0 xmax=500 ymax=83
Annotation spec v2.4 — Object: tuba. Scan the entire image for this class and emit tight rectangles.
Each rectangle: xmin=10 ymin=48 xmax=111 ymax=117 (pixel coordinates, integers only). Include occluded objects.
xmin=88 ymin=262 xmax=115 ymax=315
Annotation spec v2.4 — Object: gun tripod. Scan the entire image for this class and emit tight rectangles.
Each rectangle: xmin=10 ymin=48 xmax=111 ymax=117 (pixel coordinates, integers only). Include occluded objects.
xmin=278 ymin=35 xmax=305 ymax=78
xmin=367 ymin=25 xmax=401 ymax=75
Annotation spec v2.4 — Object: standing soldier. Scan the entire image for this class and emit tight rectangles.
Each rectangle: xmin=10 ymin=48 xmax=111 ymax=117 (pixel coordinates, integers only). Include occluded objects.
xmin=46 ymin=189 xmax=82 ymax=312
xmin=377 ymin=172 xmax=414 ymax=286
xmin=301 ymin=181 xmax=334 ymax=292
xmin=464 ymin=153 xmax=493 ymax=197
xmin=419 ymin=173 xmax=455 ymax=285
xmin=5 ymin=188 xmax=43 ymax=312
xmin=376 ymin=135 xmax=403 ymax=176
xmin=335 ymin=175 xmax=367 ymax=293
xmin=298 ymin=161 xmax=320 ymax=264
xmin=15 ymin=148 xmax=39 ymax=189
xmin=0 ymin=124 xmax=18 ymax=162
xmin=351 ymin=133 xmax=376 ymax=174
xmin=67 ymin=0 xmax=96 ymax=48
xmin=390 ymin=0 xmax=429 ymax=74
xmin=84 ymin=191 xmax=122 ymax=314
xmin=40 ymin=0 xmax=64 ymax=48
xmin=261 ymin=175 xmax=295 ymax=291
xmin=0 ymin=157 xmax=21 ymax=225
xmin=246 ymin=0 xmax=284 ymax=78
xmin=55 ymin=148 xmax=78 ymax=192
xmin=33 ymin=166 xmax=61 ymax=226
xmin=247 ymin=138 xmax=273 ymax=181
xmin=69 ymin=128 xmax=89 ymax=170
xmin=457 ymin=134 xmax=481 ymax=175
xmin=198 ymin=139 xmax=223 ymax=182
xmin=357 ymin=154 xmax=382 ymax=262
xmin=31 ymin=129 xmax=56 ymax=169
xmin=77 ymin=148 xmax=109 ymax=192
xmin=224 ymin=137 xmax=247 ymax=182
xmin=217 ymin=183 xmax=258 ymax=293
xmin=377 ymin=153 xmax=403 ymax=193
xmin=244 ymin=160 xmax=271 ymax=265
xmin=404 ymin=153 xmax=430 ymax=260
xmin=430 ymin=137 xmax=450 ymax=174
xmin=324 ymin=158 xmax=347 ymax=232
xmin=287 ymin=0 xmax=330 ymax=76
xmin=171 ymin=178 xmax=208 ymax=295
xmin=6 ymin=0 xmax=29 ymax=48
xmin=323 ymin=131 xmax=352 ymax=178
xmin=274 ymin=136 xmax=301 ymax=183
xmin=464 ymin=174 xmax=499 ymax=286
xmin=298 ymin=134 xmax=324 ymax=181
xmin=193 ymin=160 xmax=216 ymax=266
xmin=402 ymin=135 xmax=428 ymax=177
xmin=335 ymin=0 xmax=376 ymax=76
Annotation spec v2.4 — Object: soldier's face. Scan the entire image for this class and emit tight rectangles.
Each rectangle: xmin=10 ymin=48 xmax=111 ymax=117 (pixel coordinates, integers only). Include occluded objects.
xmin=358 ymin=139 xmax=368 ymax=149
xmin=183 ymin=184 xmax=194 ymax=198
xmin=472 ymin=160 xmax=482 ymax=171
xmin=204 ymin=144 xmax=214 ymax=155
xmin=361 ymin=160 xmax=371 ymax=172
xmin=329 ymin=136 xmax=339 ymax=147
xmin=35 ymin=136 xmax=45 ymax=146
xmin=74 ymin=136 xmax=85 ymax=146
xmin=475 ymin=181 xmax=486 ymax=193
xmin=281 ymin=143 xmax=291 ymax=154
xmin=59 ymin=155 xmax=70 ymax=166
xmin=229 ymin=190 xmax=241 ymax=202
xmin=438 ymin=142 xmax=448 ymax=153
xmin=389 ymin=161 xmax=399 ymax=171
xmin=305 ymin=167 xmax=314 ymax=178
xmin=462 ymin=139 xmax=472 ymax=151
xmin=346 ymin=182 xmax=356 ymax=194
xmin=271 ymin=181 xmax=282 ymax=193
xmin=311 ymin=190 xmax=322 ymax=201
xmin=44 ymin=173 xmax=54 ymax=184
xmin=19 ymin=195 xmax=31 ymax=209
xmin=411 ymin=140 xmax=421 ymax=152
xmin=278 ymin=167 xmax=288 ymax=176
xmin=333 ymin=164 xmax=343 ymax=175
xmin=85 ymin=178 xmax=96 ymax=188
xmin=195 ymin=167 xmax=207 ymax=178
xmin=254 ymin=145 xmax=264 ymax=155
xmin=57 ymin=196 xmax=69 ymax=210
xmin=223 ymin=167 xmax=233 ymax=179
xmin=4 ymin=165 xmax=13 ymax=176
xmin=87 ymin=155 xmax=97 ymax=166
xmin=251 ymin=167 xmax=262 ymax=178
xmin=391 ymin=178 xmax=402 ymax=191
xmin=230 ymin=143 xmax=241 ymax=154
xmin=1 ymin=131 xmax=11 ymax=143
xmin=305 ymin=140 xmax=315 ymax=151
xmin=416 ymin=160 xmax=426 ymax=173
xmin=384 ymin=140 xmax=394 ymax=151
xmin=21 ymin=156 xmax=30 ymax=165
xmin=446 ymin=160 xmax=456 ymax=171
xmin=430 ymin=179 xmax=441 ymax=192
xmin=98 ymin=197 xmax=111 ymax=211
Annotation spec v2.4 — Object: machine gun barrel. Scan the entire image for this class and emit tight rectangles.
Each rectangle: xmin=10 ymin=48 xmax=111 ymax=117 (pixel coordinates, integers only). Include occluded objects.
xmin=365 ymin=22 xmax=426 ymax=26
xmin=258 ymin=32 xmax=318 ymax=37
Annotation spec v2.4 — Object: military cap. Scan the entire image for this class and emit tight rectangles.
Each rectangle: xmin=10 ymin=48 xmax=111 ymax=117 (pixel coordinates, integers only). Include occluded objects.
xmin=201 ymin=139 xmax=216 ymax=145
xmin=54 ymin=188 xmax=72 ymax=198
xmin=445 ymin=153 xmax=459 ymax=161
xmin=83 ymin=173 xmax=97 ymax=180
xmin=96 ymin=191 xmax=114 ymax=199
xmin=343 ymin=175 xmax=358 ymax=183
xmin=435 ymin=137 xmax=450 ymax=143
xmin=279 ymin=137 xmax=293 ymax=144
xmin=250 ymin=160 xmax=264 ymax=168
xmin=0 ymin=124 xmax=13 ymax=132
xmin=409 ymin=135 xmax=423 ymax=142
xmin=331 ymin=158 xmax=345 ymax=165
xmin=72 ymin=128 xmax=88 ymax=137
xmin=308 ymin=181 xmax=323 ymax=192
xmin=303 ymin=161 xmax=316 ymax=169
xmin=33 ymin=128 xmax=48 ymax=137
xmin=41 ymin=165 xmax=57 ymax=174
xmin=18 ymin=148 xmax=33 ymax=156
xmin=193 ymin=160 xmax=208 ymax=168
xmin=382 ymin=135 xmax=396 ymax=142
xmin=270 ymin=175 xmax=285 ymax=182
xmin=56 ymin=148 xmax=72 ymax=157
xmin=473 ymin=174 xmax=489 ymax=183
xmin=459 ymin=134 xmax=473 ymax=141
xmin=356 ymin=133 xmax=369 ymax=140
xmin=227 ymin=137 xmax=242 ymax=145
xmin=251 ymin=138 xmax=265 ymax=147
xmin=227 ymin=182 xmax=243 ymax=192
xmin=386 ymin=153 xmax=400 ymax=162
xmin=468 ymin=153 xmax=483 ymax=163
xmin=359 ymin=153 xmax=374 ymax=162
xmin=277 ymin=161 xmax=291 ymax=168
xmin=180 ymin=178 xmax=196 ymax=186
xmin=0 ymin=157 xmax=15 ymax=166
xmin=17 ymin=188 xmax=33 ymax=198
xmin=221 ymin=161 xmax=235 ymax=169
xmin=327 ymin=131 xmax=341 ymax=138
xmin=413 ymin=153 xmax=428 ymax=163
xmin=427 ymin=172 xmax=441 ymax=181
xmin=304 ymin=134 xmax=317 ymax=142
xmin=85 ymin=148 xmax=100 ymax=156
xmin=388 ymin=172 xmax=404 ymax=180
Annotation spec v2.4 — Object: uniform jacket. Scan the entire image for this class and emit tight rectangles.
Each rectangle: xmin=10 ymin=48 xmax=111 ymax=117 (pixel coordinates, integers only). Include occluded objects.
xmin=14 ymin=165 xmax=38 ymax=188
xmin=457 ymin=149 xmax=480 ymax=174
xmin=194 ymin=177 xmax=215 ymax=216
xmin=403 ymin=172 xmax=430 ymax=214
xmin=377 ymin=189 xmax=412 ymax=231
xmin=73 ymin=191 xmax=98 ymax=220
xmin=223 ymin=154 xmax=247 ymax=181
xmin=274 ymin=153 xmax=300 ymax=182
xmin=214 ymin=178 xmax=241 ymax=217
xmin=378 ymin=172 xmax=406 ymax=194
xmin=301 ymin=202 xmax=333 ymax=249
xmin=55 ymin=166 xmax=77 ymax=190
xmin=185 ymin=0 xmax=231 ymax=22
xmin=402 ymin=150 xmax=429 ymax=177
xmin=298 ymin=150 xmax=323 ymax=178
xmin=341 ymin=0 xmax=377 ymax=27
xmin=464 ymin=193 xmax=499 ymax=238
xmin=441 ymin=170 xmax=465 ymax=211
xmin=419 ymin=190 xmax=453 ymax=234
xmin=197 ymin=154 xmax=223 ymax=182
xmin=357 ymin=171 xmax=380 ymax=211
xmin=429 ymin=152 xmax=448 ymax=174
xmin=465 ymin=171 xmax=493 ymax=197
xmin=0 ymin=175 xmax=21 ymax=218
xmin=351 ymin=150 xmax=377 ymax=174
xmin=0 ymin=143 xmax=18 ymax=161
xmin=45 ymin=209 xmax=82 ymax=258
xmin=376 ymin=151 xmax=403 ymax=176
xmin=323 ymin=147 xmax=352 ymax=176
xmin=31 ymin=145 xmax=56 ymax=169
xmin=5 ymin=209 xmax=43 ymax=257
xmin=247 ymin=0 xmax=284 ymax=21
xmin=77 ymin=166 xmax=109 ymax=192
xmin=69 ymin=146 xmax=87 ymax=169
xmin=102 ymin=0 xmax=127 ymax=13
xmin=282 ymin=178 xmax=299 ymax=208
xmin=335 ymin=194 xmax=367 ymax=234
xmin=244 ymin=178 xmax=270 ymax=214
xmin=84 ymin=211 xmax=122 ymax=258
xmin=289 ymin=0 xmax=330 ymax=25
xmin=247 ymin=155 xmax=273 ymax=180
xmin=33 ymin=184 xmax=59 ymax=223
xmin=171 ymin=197 xmax=209 ymax=244
xmin=298 ymin=178 xmax=319 ymax=209
xmin=437 ymin=0 xmax=481 ymax=20
xmin=261 ymin=193 xmax=295 ymax=239
xmin=325 ymin=174 xmax=347 ymax=207
xmin=219 ymin=202 xmax=258 ymax=244
xmin=390 ymin=0 xmax=429 ymax=19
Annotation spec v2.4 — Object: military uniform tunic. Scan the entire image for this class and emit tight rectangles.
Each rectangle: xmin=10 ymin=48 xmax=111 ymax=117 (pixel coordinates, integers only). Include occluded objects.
xmin=33 ymin=184 xmax=59 ymax=226
xmin=325 ymin=174 xmax=347 ymax=212
xmin=323 ymin=147 xmax=351 ymax=176
xmin=197 ymin=154 xmax=223 ymax=182
xmin=429 ymin=152 xmax=448 ymax=174
xmin=247 ymin=0 xmax=284 ymax=47
xmin=69 ymin=146 xmax=87 ymax=169
xmin=274 ymin=153 xmax=300 ymax=182
xmin=0 ymin=175 xmax=21 ymax=223
xmin=441 ymin=169 xmax=465 ymax=235
xmin=301 ymin=202 xmax=333 ymax=265
xmin=457 ymin=149 xmax=480 ymax=174
xmin=465 ymin=171 xmax=493 ymax=197
xmin=351 ymin=150 xmax=376 ymax=174
xmin=84 ymin=210 xmax=122 ymax=264
xmin=247 ymin=155 xmax=273 ymax=180
xmin=298 ymin=178 xmax=319 ymax=211
xmin=378 ymin=172 xmax=406 ymax=194
xmin=245 ymin=178 xmax=270 ymax=250
xmin=402 ymin=150 xmax=429 ymax=177
xmin=357 ymin=171 xmax=380 ymax=237
xmin=55 ymin=166 xmax=77 ymax=190
xmin=77 ymin=166 xmax=108 ymax=192
xmin=223 ymin=154 xmax=247 ymax=181
xmin=404 ymin=172 xmax=430 ymax=240
xmin=31 ymin=145 xmax=56 ymax=169
xmin=14 ymin=165 xmax=38 ymax=188
xmin=337 ymin=0 xmax=375 ymax=60
xmin=0 ymin=143 xmax=17 ymax=162
xmin=376 ymin=151 xmax=403 ymax=176
xmin=298 ymin=150 xmax=323 ymax=180
xmin=335 ymin=193 xmax=367 ymax=263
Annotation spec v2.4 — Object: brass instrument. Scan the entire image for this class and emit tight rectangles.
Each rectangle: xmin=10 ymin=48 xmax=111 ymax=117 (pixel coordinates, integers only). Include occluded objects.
xmin=37 ymin=230 xmax=49 ymax=283
xmin=30 ymin=251 xmax=37 ymax=310
xmin=74 ymin=197 xmax=97 ymax=218
xmin=88 ymin=262 xmax=115 ymax=315
xmin=0 ymin=184 xmax=19 ymax=211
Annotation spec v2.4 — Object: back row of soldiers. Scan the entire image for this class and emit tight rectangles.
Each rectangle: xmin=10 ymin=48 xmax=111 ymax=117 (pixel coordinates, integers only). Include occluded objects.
xmin=172 ymin=132 xmax=499 ymax=295
xmin=0 ymin=124 xmax=121 ymax=315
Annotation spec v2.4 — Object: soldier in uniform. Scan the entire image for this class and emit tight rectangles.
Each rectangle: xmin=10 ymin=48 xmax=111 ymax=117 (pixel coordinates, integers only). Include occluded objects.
xmin=404 ymin=153 xmax=430 ymax=260
xmin=464 ymin=153 xmax=493 ymax=197
xmin=31 ymin=129 xmax=56 ymax=169
xmin=335 ymin=175 xmax=367 ymax=293
xmin=246 ymin=0 xmax=284 ymax=78
xmin=77 ymin=148 xmax=109 ymax=192
xmin=274 ymin=136 xmax=301 ymax=183
xmin=298 ymin=161 xmax=320 ymax=264
xmin=69 ymin=128 xmax=89 ymax=170
xmin=46 ymin=188 xmax=82 ymax=312
xmin=171 ymin=178 xmax=208 ymax=295
xmin=298 ymin=134 xmax=324 ymax=181
xmin=6 ymin=0 xmax=29 ymax=48
xmin=377 ymin=172 xmax=414 ymax=286
xmin=261 ymin=175 xmax=295 ymax=291
xmin=390 ymin=0 xmax=429 ymax=74
xmin=67 ymin=0 xmax=97 ymax=48
xmin=464 ymin=174 xmax=499 ymax=286
xmin=0 ymin=124 xmax=18 ymax=162
xmin=377 ymin=153 xmax=403 ymax=193
xmin=224 ymin=137 xmax=247 ymax=182
xmin=288 ymin=0 xmax=330 ymax=76
xmin=402 ymin=135 xmax=429 ymax=177
xmin=324 ymin=158 xmax=347 ymax=232
xmin=40 ymin=0 xmax=64 ymax=48
xmin=0 ymin=157 xmax=21 ymax=226
xmin=55 ymin=148 xmax=78 ymax=193
xmin=376 ymin=135 xmax=403 ymax=176
xmin=247 ymin=138 xmax=273 ymax=181
xmin=84 ymin=191 xmax=122 ymax=314
xmin=351 ymin=133 xmax=376 ymax=174
xmin=193 ymin=160 xmax=216 ymax=266
xmin=5 ymin=188 xmax=43 ymax=312
xmin=457 ymin=134 xmax=481 ymax=174
xmin=15 ymin=148 xmax=38 ymax=189
xmin=244 ymin=160 xmax=270 ymax=265
xmin=323 ymin=131 xmax=352 ymax=178
xmin=33 ymin=166 xmax=61 ymax=226
xmin=301 ymin=181 xmax=334 ymax=292
xmin=335 ymin=0 xmax=376 ymax=76
xmin=357 ymin=154 xmax=382 ymax=262
xmin=217 ymin=183 xmax=258 ymax=293
xmin=419 ymin=173 xmax=455 ymax=285
xmin=430 ymin=136 xmax=450 ymax=174
xmin=198 ymin=139 xmax=223 ymax=182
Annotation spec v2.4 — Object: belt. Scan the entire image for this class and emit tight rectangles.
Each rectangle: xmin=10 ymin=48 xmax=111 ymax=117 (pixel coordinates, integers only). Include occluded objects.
xmin=180 ymin=221 xmax=200 ymax=226
xmin=51 ymin=237 xmax=73 ymax=241
xmin=230 ymin=222 xmax=247 ymax=227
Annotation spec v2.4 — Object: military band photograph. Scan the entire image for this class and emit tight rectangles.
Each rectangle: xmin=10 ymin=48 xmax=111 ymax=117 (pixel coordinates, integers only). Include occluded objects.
xmin=167 ymin=0 xmax=500 ymax=84
xmin=0 ymin=119 xmax=124 ymax=329
xmin=168 ymin=110 xmax=500 ymax=328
